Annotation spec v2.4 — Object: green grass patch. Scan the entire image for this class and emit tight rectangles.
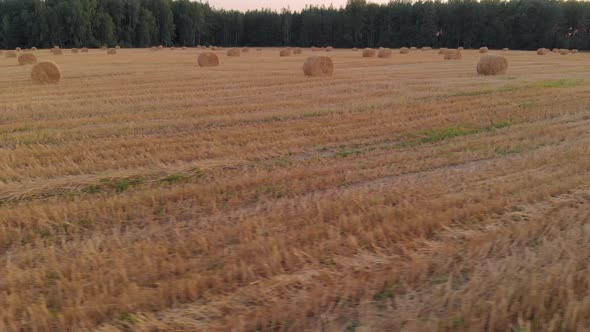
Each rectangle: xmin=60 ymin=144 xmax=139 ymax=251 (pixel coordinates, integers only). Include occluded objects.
xmin=160 ymin=173 xmax=190 ymax=184
xmin=302 ymin=111 xmax=322 ymax=118
xmin=99 ymin=177 xmax=143 ymax=192
xmin=336 ymin=149 xmax=362 ymax=158
xmin=449 ymin=89 xmax=494 ymax=97
xmin=526 ymin=79 xmax=583 ymax=89
xmin=420 ymin=126 xmax=479 ymax=144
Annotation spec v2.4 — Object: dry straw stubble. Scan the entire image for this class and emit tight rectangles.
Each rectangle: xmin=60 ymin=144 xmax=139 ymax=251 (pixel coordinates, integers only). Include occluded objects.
xmin=18 ymin=52 xmax=37 ymax=65
xmin=31 ymin=61 xmax=62 ymax=84
xmin=303 ymin=56 xmax=333 ymax=77
xmin=476 ymin=54 xmax=508 ymax=75
xmin=198 ymin=52 xmax=219 ymax=67
xmin=6 ymin=51 xmax=17 ymax=58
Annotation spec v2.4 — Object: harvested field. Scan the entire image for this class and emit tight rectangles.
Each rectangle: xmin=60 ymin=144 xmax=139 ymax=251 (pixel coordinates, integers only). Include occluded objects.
xmin=1 ymin=47 xmax=590 ymax=331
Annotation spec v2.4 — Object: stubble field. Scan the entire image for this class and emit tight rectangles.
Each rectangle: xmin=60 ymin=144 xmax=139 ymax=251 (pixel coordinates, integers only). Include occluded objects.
xmin=1 ymin=47 xmax=590 ymax=331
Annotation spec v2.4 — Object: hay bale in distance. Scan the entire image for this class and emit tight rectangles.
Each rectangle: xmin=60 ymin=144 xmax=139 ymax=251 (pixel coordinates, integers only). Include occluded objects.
xmin=115 ymin=45 xmax=121 ymax=49
xmin=280 ymin=48 xmax=292 ymax=57
xmin=571 ymin=49 xmax=579 ymax=54
xmin=326 ymin=46 xmax=334 ymax=52
xmin=71 ymin=48 xmax=79 ymax=53
xmin=362 ymin=48 xmax=376 ymax=57
xmin=198 ymin=52 xmax=219 ymax=67
xmin=536 ymin=48 xmax=548 ymax=55
xmin=443 ymin=49 xmax=462 ymax=60
xmin=15 ymin=47 xmax=21 ymax=52
xmin=51 ymin=48 xmax=63 ymax=55
xmin=100 ymin=45 xmax=107 ymax=50
xmin=303 ymin=56 xmax=333 ymax=77
xmin=81 ymin=48 xmax=89 ymax=53
xmin=31 ymin=61 xmax=62 ymax=84
xmin=559 ymin=49 xmax=570 ymax=55
xmin=476 ymin=54 xmax=508 ymax=76
xmin=479 ymin=47 xmax=489 ymax=53
xmin=107 ymin=48 xmax=117 ymax=54
xmin=6 ymin=51 xmax=17 ymax=58
xmin=410 ymin=46 xmax=418 ymax=51
xmin=227 ymin=48 xmax=241 ymax=57
xmin=31 ymin=47 xmax=37 ymax=51
xmin=438 ymin=48 xmax=448 ymax=54
xmin=502 ymin=48 xmax=509 ymax=51
xmin=293 ymin=48 xmax=303 ymax=55
xmin=399 ymin=47 xmax=409 ymax=54
xmin=242 ymin=47 xmax=249 ymax=53
xmin=18 ymin=53 xmax=37 ymax=65
xmin=458 ymin=47 xmax=464 ymax=51
xmin=378 ymin=48 xmax=393 ymax=58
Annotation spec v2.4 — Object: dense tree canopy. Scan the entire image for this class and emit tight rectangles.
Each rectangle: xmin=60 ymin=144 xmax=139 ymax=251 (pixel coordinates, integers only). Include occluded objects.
xmin=1 ymin=0 xmax=590 ymax=50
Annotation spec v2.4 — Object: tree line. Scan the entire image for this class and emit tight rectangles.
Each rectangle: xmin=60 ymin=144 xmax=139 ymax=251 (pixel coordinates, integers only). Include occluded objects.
xmin=2 ymin=0 xmax=590 ymax=50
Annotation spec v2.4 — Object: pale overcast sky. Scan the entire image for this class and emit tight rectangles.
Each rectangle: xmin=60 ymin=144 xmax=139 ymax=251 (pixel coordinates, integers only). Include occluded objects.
xmin=205 ymin=0 xmax=390 ymax=12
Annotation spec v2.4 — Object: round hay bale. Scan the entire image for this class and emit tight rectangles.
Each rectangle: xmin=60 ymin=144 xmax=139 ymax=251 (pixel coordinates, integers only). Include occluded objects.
xmin=51 ymin=48 xmax=63 ymax=55
xmin=303 ymin=56 xmax=333 ymax=77
xmin=81 ymin=47 xmax=89 ymax=53
xmin=100 ymin=45 xmax=107 ymax=50
xmin=399 ymin=47 xmax=410 ymax=54
xmin=458 ymin=47 xmax=464 ymax=51
xmin=31 ymin=47 xmax=37 ymax=51
xmin=438 ymin=48 xmax=448 ymax=54
xmin=170 ymin=47 xmax=176 ymax=50
xmin=15 ymin=47 xmax=21 ymax=52
xmin=362 ymin=48 xmax=376 ymax=57
xmin=571 ymin=49 xmax=579 ymax=54
xmin=158 ymin=45 xmax=164 ymax=50
xmin=326 ymin=46 xmax=334 ymax=52
xmin=71 ymin=48 xmax=79 ymax=53
xmin=293 ymin=47 xmax=303 ymax=55
xmin=422 ymin=47 xmax=432 ymax=51
xmin=559 ymin=49 xmax=570 ymax=55
xmin=151 ymin=46 xmax=158 ymax=51
xmin=502 ymin=48 xmax=509 ymax=51
xmin=18 ymin=53 xmax=37 ymax=65
xmin=352 ymin=47 xmax=358 ymax=51
xmin=280 ymin=48 xmax=292 ymax=57
xmin=443 ymin=49 xmax=462 ymax=60
xmin=31 ymin=61 xmax=61 ymax=84
xmin=182 ymin=46 xmax=187 ymax=50
xmin=198 ymin=52 xmax=219 ymax=67
xmin=115 ymin=45 xmax=121 ymax=49
xmin=107 ymin=48 xmax=117 ymax=54
xmin=227 ymin=48 xmax=240 ymax=57
xmin=536 ymin=48 xmax=548 ymax=55
xmin=410 ymin=46 xmax=418 ymax=51
xmin=378 ymin=48 xmax=393 ymax=58
xmin=6 ymin=51 xmax=17 ymax=58
xmin=242 ymin=47 xmax=249 ymax=53
xmin=476 ymin=54 xmax=508 ymax=76
xmin=479 ymin=47 xmax=489 ymax=53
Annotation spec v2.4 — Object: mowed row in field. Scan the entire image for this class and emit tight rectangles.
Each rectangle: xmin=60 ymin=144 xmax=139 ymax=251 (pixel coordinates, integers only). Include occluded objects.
xmin=1 ymin=48 xmax=590 ymax=331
